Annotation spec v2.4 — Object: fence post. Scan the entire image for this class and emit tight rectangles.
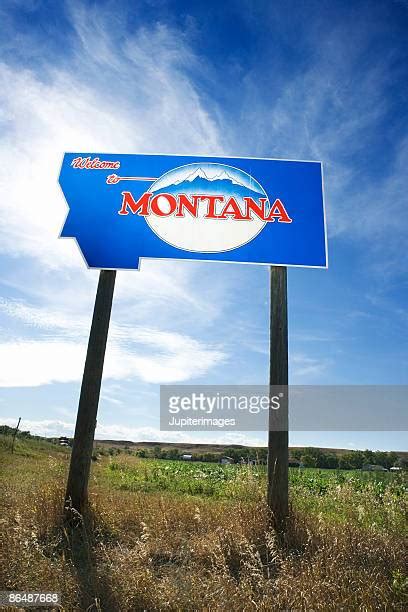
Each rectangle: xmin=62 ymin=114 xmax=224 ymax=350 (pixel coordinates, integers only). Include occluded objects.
xmin=11 ymin=417 xmax=21 ymax=453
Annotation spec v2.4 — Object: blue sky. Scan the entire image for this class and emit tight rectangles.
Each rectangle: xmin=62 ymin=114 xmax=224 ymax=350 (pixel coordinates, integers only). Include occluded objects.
xmin=0 ymin=0 xmax=407 ymax=451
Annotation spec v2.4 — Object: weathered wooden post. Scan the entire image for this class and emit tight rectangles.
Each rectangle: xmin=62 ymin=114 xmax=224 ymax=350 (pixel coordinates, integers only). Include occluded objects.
xmin=65 ymin=269 xmax=116 ymax=518
xmin=267 ymin=266 xmax=289 ymax=530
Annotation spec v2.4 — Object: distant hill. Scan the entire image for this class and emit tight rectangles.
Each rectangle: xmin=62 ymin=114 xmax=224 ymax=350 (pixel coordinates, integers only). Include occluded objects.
xmin=1 ymin=422 xmax=406 ymax=462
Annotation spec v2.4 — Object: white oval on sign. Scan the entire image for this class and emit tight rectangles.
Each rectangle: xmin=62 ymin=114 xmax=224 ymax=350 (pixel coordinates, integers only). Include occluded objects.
xmin=146 ymin=162 xmax=270 ymax=253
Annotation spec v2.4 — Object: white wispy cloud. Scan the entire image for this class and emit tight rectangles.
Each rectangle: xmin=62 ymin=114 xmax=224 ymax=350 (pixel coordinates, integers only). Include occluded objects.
xmin=0 ymin=334 xmax=226 ymax=387
xmin=0 ymin=10 xmax=221 ymax=269
xmin=0 ymin=5 xmax=230 ymax=389
xmin=291 ymin=352 xmax=330 ymax=380
xmin=0 ymin=298 xmax=226 ymax=386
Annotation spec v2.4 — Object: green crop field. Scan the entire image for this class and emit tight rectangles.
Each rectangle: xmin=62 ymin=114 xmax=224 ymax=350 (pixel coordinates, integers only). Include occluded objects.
xmin=0 ymin=436 xmax=407 ymax=610
xmin=105 ymin=457 xmax=407 ymax=533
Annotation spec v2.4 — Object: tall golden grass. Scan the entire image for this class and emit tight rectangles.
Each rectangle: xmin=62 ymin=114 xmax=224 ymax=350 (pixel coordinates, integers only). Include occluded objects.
xmin=0 ymin=442 xmax=407 ymax=611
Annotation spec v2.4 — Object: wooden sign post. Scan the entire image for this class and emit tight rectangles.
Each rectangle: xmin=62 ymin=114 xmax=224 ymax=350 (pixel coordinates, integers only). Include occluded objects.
xmin=267 ymin=266 xmax=289 ymax=530
xmin=65 ymin=270 xmax=116 ymax=518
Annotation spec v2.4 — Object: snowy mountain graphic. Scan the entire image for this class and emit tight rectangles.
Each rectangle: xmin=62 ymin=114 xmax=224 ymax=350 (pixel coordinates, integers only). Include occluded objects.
xmin=173 ymin=167 xmax=248 ymax=188
xmin=153 ymin=177 xmax=267 ymax=203
xmin=150 ymin=162 xmax=265 ymax=195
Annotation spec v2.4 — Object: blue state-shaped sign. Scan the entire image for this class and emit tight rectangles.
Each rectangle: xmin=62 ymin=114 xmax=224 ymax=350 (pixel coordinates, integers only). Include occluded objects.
xmin=58 ymin=153 xmax=327 ymax=270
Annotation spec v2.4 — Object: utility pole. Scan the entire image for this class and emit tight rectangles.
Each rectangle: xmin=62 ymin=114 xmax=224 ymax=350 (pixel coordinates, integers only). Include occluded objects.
xmin=11 ymin=417 xmax=21 ymax=453
xmin=267 ymin=266 xmax=289 ymax=531
xmin=65 ymin=270 xmax=116 ymax=518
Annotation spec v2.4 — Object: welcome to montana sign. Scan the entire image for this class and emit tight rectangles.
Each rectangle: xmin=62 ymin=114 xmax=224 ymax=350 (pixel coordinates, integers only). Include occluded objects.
xmin=58 ymin=153 xmax=327 ymax=270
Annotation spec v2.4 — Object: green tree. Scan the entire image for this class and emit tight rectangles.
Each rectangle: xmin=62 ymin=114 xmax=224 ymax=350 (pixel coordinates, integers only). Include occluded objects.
xmin=202 ymin=453 xmax=218 ymax=463
xmin=301 ymin=452 xmax=317 ymax=468
xmin=153 ymin=445 xmax=162 ymax=459
xmin=300 ymin=447 xmax=326 ymax=468
xmin=167 ymin=448 xmax=180 ymax=460
xmin=386 ymin=452 xmax=399 ymax=468
xmin=291 ymin=448 xmax=303 ymax=460
xmin=338 ymin=456 xmax=353 ymax=470
xmin=396 ymin=456 xmax=408 ymax=469
xmin=224 ymin=448 xmax=242 ymax=462
xmin=374 ymin=451 xmax=398 ymax=469
xmin=257 ymin=448 xmax=268 ymax=464
xmin=324 ymin=454 xmax=339 ymax=469
xmin=337 ymin=452 xmax=363 ymax=470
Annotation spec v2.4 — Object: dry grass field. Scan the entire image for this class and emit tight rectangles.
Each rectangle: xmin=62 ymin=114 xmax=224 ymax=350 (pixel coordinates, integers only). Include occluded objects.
xmin=0 ymin=435 xmax=407 ymax=611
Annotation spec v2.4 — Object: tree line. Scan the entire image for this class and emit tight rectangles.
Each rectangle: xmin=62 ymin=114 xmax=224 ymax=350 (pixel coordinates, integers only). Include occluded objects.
xmin=108 ymin=444 xmax=406 ymax=469
xmin=290 ymin=447 xmax=406 ymax=470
